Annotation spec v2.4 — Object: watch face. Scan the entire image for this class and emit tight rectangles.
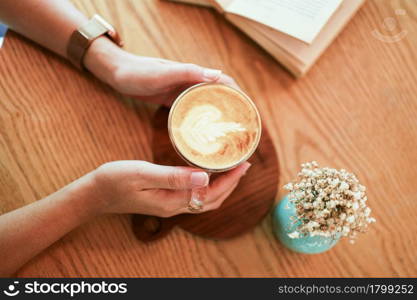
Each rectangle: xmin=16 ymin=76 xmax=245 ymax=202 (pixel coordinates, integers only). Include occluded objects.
xmin=67 ymin=15 xmax=123 ymax=69
xmin=92 ymin=15 xmax=123 ymax=46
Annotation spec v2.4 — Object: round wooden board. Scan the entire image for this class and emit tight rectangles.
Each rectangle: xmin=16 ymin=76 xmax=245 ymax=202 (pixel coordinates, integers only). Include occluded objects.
xmin=132 ymin=107 xmax=279 ymax=241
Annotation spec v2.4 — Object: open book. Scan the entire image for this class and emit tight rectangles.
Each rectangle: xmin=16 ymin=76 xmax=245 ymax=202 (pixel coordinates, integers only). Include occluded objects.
xmin=168 ymin=0 xmax=364 ymax=77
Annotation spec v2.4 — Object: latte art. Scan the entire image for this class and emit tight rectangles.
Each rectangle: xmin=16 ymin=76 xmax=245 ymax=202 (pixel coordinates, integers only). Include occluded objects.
xmin=179 ymin=104 xmax=246 ymax=155
xmin=169 ymin=83 xmax=261 ymax=170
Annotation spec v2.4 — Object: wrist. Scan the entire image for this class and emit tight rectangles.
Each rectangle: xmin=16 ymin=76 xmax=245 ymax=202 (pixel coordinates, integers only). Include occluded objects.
xmin=85 ymin=164 xmax=121 ymax=215
xmin=83 ymin=36 xmax=123 ymax=87
xmin=63 ymin=171 xmax=103 ymax=220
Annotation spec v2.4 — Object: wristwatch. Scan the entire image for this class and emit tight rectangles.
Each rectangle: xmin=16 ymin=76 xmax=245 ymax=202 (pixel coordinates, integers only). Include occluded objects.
xmin=67 ymin=14 xmax=123 ymax=69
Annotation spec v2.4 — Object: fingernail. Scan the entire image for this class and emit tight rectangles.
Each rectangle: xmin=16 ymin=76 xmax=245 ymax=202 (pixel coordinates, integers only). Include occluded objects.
xmin=203 ymin=69 xmax=222 ymax=81
xmin=241 ymin=162 xmax=251 ymax=175
xmin=191 ymin=172 xmax=209 ymax=187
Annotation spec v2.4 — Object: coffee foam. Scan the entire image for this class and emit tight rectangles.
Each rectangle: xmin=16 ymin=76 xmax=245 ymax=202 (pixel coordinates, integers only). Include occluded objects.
xmin=170 ymin=84 xmax=261 ymax=170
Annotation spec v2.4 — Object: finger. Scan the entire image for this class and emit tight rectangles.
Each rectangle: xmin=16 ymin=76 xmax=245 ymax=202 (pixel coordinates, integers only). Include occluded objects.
xmin=161 ymin=63 xmax=223 ymax=86
xmin=138 ymin=161 xmax=209 ymax=190
xmin=152 ymin=162 xmax=251 ymax=215
xmin=155 ymin=58 xmax=182 ymax=65
xmin=175 ymin=172 xmax=242 ymax=215
xmin=136 ymin=56 xmax=182 ymax=65
xmin=206 ymin=162 xmax=251 ymax=202
xmin=217 ymin=73 xmax=241 ymax=91
xmin=172 ymin=162 xmax=251 ymax=206
xmin=202 ymin=179 xmax=240 ymax=212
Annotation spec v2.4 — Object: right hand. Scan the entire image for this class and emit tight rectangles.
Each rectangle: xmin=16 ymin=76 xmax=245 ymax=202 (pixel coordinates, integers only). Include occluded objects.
xmin=84 ymin=37 xmax=239 ymax=106
xmin=90 ymin=160 xmax=251 ymax=217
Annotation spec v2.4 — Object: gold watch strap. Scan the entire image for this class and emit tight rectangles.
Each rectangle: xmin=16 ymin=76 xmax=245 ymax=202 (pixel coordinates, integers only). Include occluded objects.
xmin=67 ymin=14 xmax=123 ymax=69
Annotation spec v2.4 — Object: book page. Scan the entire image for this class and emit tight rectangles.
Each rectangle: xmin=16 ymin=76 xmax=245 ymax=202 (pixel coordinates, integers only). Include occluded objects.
xmin=225 ymin=0 xmax=364 ymax=76
xmin=223 ymin=0 xmax=343 ymax=43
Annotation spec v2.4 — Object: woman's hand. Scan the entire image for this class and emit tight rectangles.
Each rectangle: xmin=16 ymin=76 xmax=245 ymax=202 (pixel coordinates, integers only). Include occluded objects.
xmin=0 ymin=160 xmax=251 ymax=276
xmin=90 ymin=160 xmax=250 ymax=217
xmin=84 ymin=37 xmax=239 ymax=106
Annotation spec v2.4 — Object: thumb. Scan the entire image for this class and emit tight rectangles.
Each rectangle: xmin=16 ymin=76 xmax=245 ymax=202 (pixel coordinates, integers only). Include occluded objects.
xmin=140 ymin=162 xmax=209 ymax=190
xmin=164 ymin=63 xmax=222 ymax=85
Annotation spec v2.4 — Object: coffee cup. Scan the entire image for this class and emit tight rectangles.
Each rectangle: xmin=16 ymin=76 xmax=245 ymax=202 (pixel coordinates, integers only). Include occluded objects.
xmin=168 ymin=83 xmax=262 ymax=211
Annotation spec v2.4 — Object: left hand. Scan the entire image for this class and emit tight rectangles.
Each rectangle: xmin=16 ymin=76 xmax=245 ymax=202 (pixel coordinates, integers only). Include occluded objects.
xmin=84 ymin=37 xmax=239 ymax=106
xmin=89 ymin=160 xmax=251 ymax=217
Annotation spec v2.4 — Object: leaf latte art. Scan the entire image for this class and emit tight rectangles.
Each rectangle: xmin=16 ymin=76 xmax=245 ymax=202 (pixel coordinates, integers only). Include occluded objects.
xmin=179 ymin=104 xmax=246 ymax=155
xmin=169 ymin=83 xmax=261 ymax=170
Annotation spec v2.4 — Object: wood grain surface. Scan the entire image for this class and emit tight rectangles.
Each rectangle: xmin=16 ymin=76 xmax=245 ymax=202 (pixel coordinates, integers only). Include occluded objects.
xmin=132 ymin=106 xmax=278 ymax=241
xmin=0 ymin=0 xmax=416 ymax=277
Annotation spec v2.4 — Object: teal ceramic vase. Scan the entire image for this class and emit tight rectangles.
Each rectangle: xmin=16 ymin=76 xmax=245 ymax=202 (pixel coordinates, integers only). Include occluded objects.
xmin=272 ymin=195 xmax=340 ymax=254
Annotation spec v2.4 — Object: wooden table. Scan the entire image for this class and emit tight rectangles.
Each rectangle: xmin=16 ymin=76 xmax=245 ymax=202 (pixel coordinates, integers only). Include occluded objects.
xmin=1 ymin=0 xmax=416 ymax=277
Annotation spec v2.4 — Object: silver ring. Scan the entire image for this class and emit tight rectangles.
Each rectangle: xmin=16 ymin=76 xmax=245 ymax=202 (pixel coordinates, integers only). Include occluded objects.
xmin=187 ymin=198 xmax=203 ymax=213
